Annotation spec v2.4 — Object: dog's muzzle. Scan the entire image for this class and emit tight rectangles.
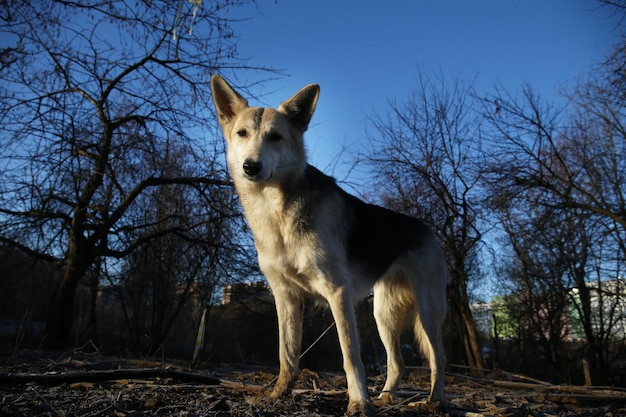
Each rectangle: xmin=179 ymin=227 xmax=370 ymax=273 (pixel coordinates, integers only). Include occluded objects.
xmin=243 ymin=159 xmax=263 ymax=178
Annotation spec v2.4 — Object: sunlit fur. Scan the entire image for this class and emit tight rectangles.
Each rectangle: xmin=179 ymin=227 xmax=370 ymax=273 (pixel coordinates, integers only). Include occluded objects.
xmin=211 ymin=75 xmax=449 ymax=416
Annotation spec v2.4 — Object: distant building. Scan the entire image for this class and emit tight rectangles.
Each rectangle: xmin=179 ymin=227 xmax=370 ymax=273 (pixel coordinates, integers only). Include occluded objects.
xmin=222 ymin=281 xmax=271 ymax=305
xmin=470 ymin=279 xmax=626 ymax=342
xmin=471 ymin=301 xmax=493 ymax=338
xmin=569 ymin=278 xmax=626 ymax=341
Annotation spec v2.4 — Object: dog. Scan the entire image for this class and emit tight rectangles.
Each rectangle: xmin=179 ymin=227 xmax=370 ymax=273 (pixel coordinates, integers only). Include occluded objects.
xmin=210 ymin=75 xmax=448 ymax=416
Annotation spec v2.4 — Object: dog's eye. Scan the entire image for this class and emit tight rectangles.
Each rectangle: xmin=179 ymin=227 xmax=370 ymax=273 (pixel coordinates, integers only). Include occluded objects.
xmin=236 ymin=129 xmax=248 ymax=138
xmin=267 ymin=133 xmax=282 ymax=142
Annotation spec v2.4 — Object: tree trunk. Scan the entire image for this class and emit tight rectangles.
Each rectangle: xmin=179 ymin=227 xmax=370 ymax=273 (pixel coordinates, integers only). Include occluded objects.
xmin=43 ymin=238 xmax=91 ymax=350
xmin=574 ymin=279 xmax=609 ymax=385
xmin=448 ymin=271 xmax=485 ymax=370
xmin=84 ymin=258 xmax=101 ymax=343
xmin=461 ymin=301 xmax=484 ymax=369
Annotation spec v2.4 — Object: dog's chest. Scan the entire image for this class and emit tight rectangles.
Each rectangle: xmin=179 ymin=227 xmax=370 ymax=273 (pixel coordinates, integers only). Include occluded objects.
xmin=242 ymin=189 xmax=317 ymax=267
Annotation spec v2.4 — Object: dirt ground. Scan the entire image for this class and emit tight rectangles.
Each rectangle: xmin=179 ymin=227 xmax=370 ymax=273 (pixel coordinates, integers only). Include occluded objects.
xmin=1 ymin=351 xmax=625 ymax=417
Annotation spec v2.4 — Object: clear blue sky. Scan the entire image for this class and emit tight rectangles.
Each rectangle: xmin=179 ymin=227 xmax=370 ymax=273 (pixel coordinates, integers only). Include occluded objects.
xmin=227 ymin=0 xmax=622 ymax=183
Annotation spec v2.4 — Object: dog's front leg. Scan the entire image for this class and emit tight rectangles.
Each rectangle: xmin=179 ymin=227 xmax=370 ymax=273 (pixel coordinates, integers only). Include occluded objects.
xmin=325 ymin=287 xmax=375 ymax=416
xmin=270 ymin=285 xmax=304 ymax=399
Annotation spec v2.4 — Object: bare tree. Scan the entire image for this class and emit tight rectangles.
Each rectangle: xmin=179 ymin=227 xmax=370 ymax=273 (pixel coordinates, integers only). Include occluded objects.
xmin=365 ymin=72 xmax=487 ymax=369
xmin=104 ymin=143 xmax=238 ymax=354
xmin=482 ymin=40 xmax=625 ymax=236
xmin=0 ymin=0 xmax=266 ymax=350
xmin=482 ymin=36 xmax=626 ymax=383
xmin=598 ymin=0 xmax=626 ymax=26
xmin=496 ymin=200 xmax=591 ymax=381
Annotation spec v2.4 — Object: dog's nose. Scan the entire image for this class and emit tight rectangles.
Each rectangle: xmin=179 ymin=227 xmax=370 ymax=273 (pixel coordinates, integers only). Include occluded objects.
xmin=243 ymin=159 xmax=263 ymax=177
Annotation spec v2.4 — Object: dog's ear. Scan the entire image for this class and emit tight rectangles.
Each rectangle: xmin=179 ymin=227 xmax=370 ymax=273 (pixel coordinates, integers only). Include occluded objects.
xmin=211 ymin=75 xmax=249 ymax=124
xmin=279 ymin=84 xmax=320 ymax=132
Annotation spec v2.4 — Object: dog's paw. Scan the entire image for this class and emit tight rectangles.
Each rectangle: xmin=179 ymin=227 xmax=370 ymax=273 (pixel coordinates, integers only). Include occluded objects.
xmin=270 ymin=379 xmax=291 ymax=399
xmin=408 ymin=398 xmax=446 ymax=413
xmin=269 ymin=388 xmax=285 ymax=399
xmin=346 ymin=399 xmax=376 ymax=417
xmin=372 ymin=391 xmax=395 ymax=406
xmin=427 ymin=394 xmax=446 ymax=409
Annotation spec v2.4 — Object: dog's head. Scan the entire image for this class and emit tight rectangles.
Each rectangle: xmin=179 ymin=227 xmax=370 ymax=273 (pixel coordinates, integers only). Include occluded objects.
xmin=210 ymin=75 xmax=320 ymax=185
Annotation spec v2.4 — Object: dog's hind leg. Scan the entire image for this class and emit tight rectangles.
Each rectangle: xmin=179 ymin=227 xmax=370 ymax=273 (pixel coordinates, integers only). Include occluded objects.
xmin=412 ymin=283 xmax=447 ymax=404
xmin=373 ymin=279 xmax=412 ymax=404
xmin=270 ymin=285 xmax=304 ymax=399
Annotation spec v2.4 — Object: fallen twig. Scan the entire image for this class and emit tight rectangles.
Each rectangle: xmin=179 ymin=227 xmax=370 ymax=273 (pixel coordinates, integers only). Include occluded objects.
xmin=0 ymin=368 xmax=221 ymax=386
xmin=450 ymin=372 xmax=626 ymax=405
